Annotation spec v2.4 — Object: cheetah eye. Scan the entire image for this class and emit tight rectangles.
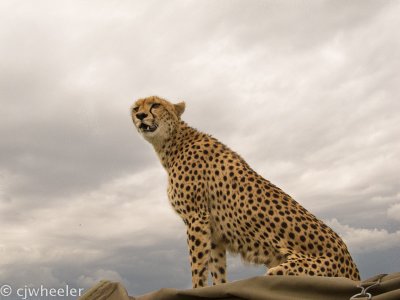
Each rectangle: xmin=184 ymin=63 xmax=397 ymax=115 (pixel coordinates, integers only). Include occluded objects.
xmin=132 ymin=106 xmax=139 ymax=113
xmin=151 ymin=103 xmax=161 ymax=109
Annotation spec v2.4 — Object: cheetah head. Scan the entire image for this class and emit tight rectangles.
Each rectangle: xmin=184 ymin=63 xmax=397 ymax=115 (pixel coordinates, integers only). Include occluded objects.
xmin=131 ymin=96 xmax=185 ymax=144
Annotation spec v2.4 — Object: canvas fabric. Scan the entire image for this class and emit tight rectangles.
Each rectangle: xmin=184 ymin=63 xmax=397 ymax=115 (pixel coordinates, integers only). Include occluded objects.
xmin=79 ymin=273 xmax=400 ymax=300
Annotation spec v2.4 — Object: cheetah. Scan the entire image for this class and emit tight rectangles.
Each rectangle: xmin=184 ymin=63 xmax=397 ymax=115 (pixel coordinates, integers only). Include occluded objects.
xmin=131 ymin=96 xmax=361 ymax=288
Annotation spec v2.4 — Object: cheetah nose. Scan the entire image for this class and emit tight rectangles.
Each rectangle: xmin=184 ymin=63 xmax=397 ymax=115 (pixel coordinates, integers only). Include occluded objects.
xmin=136 ymin=113 xmax=148 ymax=120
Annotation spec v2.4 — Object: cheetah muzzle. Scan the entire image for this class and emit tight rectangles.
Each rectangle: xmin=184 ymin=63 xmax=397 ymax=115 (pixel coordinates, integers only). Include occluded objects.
xmin=131 ymin=96 xmax=361 ymax=288
xmin=139 ymin=122 xmax=158 ymax=133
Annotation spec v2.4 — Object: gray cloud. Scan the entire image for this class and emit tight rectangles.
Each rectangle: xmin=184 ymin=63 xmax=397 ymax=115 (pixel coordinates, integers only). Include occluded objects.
xmin=0 ymin=0 xmax=399 ymax=296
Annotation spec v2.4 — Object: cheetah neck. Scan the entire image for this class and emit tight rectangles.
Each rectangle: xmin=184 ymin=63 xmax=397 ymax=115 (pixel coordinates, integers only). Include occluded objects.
xmin=152 ymin=121 xmax=195 ymax=170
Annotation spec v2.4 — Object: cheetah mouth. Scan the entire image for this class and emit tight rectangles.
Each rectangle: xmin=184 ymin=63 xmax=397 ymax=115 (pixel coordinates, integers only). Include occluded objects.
xmin=139 ymin=122 xmax=158 ymax=133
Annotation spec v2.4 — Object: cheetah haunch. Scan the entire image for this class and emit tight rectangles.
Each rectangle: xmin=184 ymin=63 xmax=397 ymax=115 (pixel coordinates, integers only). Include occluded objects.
xmin=131 ymin=96 xmax=360 ymax=288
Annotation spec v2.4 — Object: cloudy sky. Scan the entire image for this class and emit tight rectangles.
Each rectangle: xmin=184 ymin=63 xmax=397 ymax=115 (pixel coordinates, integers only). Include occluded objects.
xmin=1 ymin=0 xmax=399 ymax=297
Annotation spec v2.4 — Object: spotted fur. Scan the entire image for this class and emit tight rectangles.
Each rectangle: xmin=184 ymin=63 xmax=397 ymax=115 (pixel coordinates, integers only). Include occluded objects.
xmin=131 ymin=96 xmax=360 ymax=288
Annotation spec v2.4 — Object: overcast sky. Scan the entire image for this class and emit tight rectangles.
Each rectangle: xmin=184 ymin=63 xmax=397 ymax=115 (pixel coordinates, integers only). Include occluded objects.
xmin=1 ymin=0 xmax=399 ymax=297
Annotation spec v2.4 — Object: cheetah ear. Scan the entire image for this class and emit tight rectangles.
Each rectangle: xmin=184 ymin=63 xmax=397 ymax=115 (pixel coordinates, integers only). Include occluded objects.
xmin=174 ymin=101 xmax=185 ymax=117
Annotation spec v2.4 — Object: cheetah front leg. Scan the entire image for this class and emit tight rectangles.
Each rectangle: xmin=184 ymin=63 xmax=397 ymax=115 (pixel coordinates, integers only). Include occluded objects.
xmin=186 ymin=214 xmax=211 ymax=288
xmin=209 ymin=242 xmax=227 ymax=285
